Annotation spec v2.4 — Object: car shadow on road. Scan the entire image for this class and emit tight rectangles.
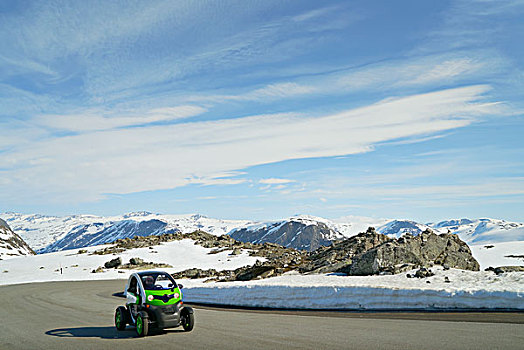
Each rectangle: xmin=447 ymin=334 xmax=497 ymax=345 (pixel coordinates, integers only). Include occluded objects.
xmin=162 ymin=329 xmax=186 ymax=334
xmin=46 ymin=327 xmax=136 ymax=339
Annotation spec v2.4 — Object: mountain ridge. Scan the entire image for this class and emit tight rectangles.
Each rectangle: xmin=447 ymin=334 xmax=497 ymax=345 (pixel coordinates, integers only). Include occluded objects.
xmin=3 ymin=212 xmax=523 ymax=253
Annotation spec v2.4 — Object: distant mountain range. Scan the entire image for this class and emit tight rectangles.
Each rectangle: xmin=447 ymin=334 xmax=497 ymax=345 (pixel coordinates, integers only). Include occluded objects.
xmin=2 ymin=212 xmax=256 ymax=253
xmin=2 ymin=212 xmax=524 ymax=254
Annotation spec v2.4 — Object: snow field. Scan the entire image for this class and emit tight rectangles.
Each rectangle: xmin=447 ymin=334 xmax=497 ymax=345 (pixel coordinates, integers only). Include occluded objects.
xmin=0 ymin=239 xmax=261 ymax=286
xmin=470 ymin=241 xmax=524 ymax=269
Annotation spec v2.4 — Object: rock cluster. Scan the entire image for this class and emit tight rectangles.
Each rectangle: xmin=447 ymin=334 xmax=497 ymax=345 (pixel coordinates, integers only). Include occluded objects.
xmin=406 ymin=267 xmax=435 ymax=278
xmin=119 ymin=260 xmax=172 ymax=270
xmin=485 ymin=266 xmax=524 ymax=274
xmin=96 ymin=257 xmax=172 ymax=273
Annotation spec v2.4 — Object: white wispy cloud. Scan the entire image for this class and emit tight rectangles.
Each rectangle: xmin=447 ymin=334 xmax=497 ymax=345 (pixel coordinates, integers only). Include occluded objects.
xmin=178 ymin=52 xmax=503 ymax=107
xmin=0 ymin=85 xmax=505 ymax=203
xmin=259 ymin=178 xmax=296 ymax=185
xmin=0 ymin=1 xmax=359 ymax=102
xmin=184 ymin=83 xmax=314 ymax=104
xmin=311 ymin=178 xmax=524 ymax=199
xmin=417 ymin=0 xmax=524 ymax=53
xmin=36 ymin=105 xmax=206 ymax=132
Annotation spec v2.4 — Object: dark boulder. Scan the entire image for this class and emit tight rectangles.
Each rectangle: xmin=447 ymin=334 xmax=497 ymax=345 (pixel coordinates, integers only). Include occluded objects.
xmin=414 ymin=267 xmax=435 ymax=278
xmin=104 ymin=257 xmax=122 ymax=268
xmin=129 ymin=257 xmax=144 ymax=265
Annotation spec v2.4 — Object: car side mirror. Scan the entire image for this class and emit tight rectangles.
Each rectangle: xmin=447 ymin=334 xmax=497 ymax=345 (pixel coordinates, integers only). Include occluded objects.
xmin=178 ymin=284 xmax=183 ymax=289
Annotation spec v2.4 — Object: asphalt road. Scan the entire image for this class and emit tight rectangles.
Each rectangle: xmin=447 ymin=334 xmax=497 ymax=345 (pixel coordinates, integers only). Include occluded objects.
xmin=1 ymin=280 xmax=523 ymax=350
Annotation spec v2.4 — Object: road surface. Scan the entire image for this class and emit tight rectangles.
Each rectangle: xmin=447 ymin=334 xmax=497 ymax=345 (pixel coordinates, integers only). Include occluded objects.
xmin=1 ymin=280 xmax=523 ymax=350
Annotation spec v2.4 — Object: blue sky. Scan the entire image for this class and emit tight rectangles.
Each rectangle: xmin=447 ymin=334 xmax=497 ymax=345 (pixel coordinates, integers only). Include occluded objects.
xmin=0 ymin=0 xmax=523 ymax=222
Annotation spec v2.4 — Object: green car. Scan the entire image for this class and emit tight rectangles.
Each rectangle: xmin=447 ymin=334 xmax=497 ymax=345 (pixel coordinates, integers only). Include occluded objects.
xmin=115 ymin=271 xmax=195 ymax=336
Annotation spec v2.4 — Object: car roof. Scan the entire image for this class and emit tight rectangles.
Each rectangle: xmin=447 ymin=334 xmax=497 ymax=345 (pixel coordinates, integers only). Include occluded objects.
xmin=137 ymin=270 xmax=170 ymax=276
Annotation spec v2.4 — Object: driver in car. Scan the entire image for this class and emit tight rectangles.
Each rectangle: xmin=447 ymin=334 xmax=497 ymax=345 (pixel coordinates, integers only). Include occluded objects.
xmin=142 ymin=275 xmax=155 ymax=289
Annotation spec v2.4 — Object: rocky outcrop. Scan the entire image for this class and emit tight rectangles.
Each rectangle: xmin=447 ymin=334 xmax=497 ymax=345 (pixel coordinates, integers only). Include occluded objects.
xmin=299 ymin=227 xmax=390 ymax=274
xmin=0 ymin=218 xmax=35 ymax=260
xmin=346 ymin=229 xmax=479 ymax=275
xmin=299 ymin=228 xmax=479 ymax=276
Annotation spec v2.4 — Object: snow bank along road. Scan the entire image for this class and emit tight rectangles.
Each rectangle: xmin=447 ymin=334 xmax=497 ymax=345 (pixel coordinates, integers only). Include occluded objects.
xmin=1 ymin=280 xmax=523 ymax=350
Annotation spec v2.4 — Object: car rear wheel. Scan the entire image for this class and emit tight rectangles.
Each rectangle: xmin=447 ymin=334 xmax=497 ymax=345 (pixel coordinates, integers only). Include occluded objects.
xmin=136 ymin=312 xmax=149 ymax=337
xmin=115 ymin=306 xmax=127 ymax=331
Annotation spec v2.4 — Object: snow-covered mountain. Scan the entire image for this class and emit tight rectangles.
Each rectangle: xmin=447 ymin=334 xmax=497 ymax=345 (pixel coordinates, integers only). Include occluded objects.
xmin=3 ymin=212 xmax=112 ymax=252
xmin=3 ymin=211 xmax=523 ymax=253
xmin=430 ymin=218 xmax=524 ymax=244
xmin=0 ymin=218 xmax=35 ymax=260
xmin=377 ymin=220 xmax=433 ymax=238
xmin=225 ymin=216 xmax=524 ymax=250
xmin=230 ymin=215 xmax=344 ymax=251
xmin=3 ymin=212 xmax=256 ymax=253
xmin=375 ymin=218 xmax=524 ymax=245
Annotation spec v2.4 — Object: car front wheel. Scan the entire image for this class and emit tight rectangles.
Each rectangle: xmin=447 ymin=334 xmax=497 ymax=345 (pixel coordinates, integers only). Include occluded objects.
xmin=181 ymin=309 xmax=194 ymax=332
xmin=136 ymin=312 xmax=149 ymax=337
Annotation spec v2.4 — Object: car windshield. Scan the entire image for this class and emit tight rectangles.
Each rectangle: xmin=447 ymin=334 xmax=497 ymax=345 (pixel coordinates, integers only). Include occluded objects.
xmin=139 ymin=272 xmax=177 ymax=291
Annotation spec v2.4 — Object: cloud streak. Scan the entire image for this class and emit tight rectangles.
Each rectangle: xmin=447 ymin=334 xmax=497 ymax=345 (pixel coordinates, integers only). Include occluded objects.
xmin=259 ymin=178 xmax=296 ymax=185
xmin=0 ymin=85 xmax=504 ymax=203
xmin=37 ymin=105 xmax=207 ymax=132
xmin=178 ymin=52 xmax=504 ymax=107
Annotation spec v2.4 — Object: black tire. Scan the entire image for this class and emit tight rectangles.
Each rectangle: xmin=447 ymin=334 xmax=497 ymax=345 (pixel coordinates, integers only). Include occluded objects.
xmin=136 ymin=311 xmax=149 ymax=337
xmin=181 ymin=310 xmax=194 ymax=332
xmin=115 ymin=306 xmax=127 ymax=331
